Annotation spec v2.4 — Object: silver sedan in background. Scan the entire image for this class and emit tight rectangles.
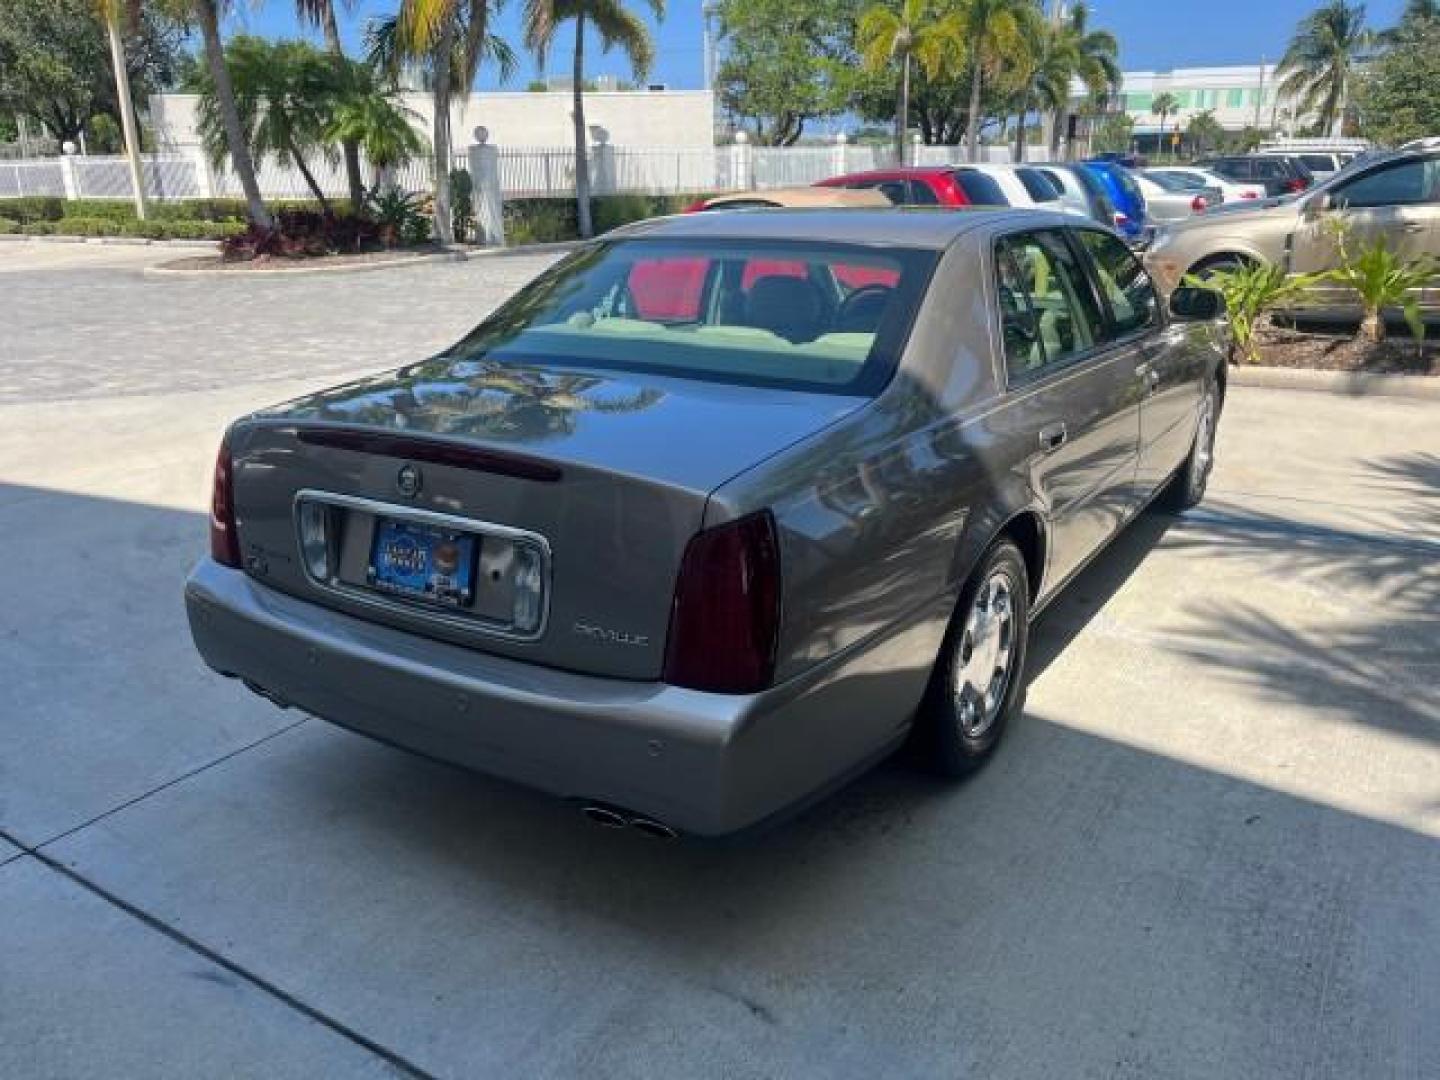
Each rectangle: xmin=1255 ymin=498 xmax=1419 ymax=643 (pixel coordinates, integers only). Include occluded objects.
xmin=186 ymin=209 xmax=1227 ymax=837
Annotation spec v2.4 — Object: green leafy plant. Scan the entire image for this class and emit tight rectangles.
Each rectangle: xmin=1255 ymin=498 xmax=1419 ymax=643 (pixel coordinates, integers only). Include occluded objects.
xmin=449 ymin=168 xmax=475 ymax=243
xmin=367 ymin=187 xmax=430 ymax=248
xmin=1321 ymin=223 xmax=1437 ymax=343
xmin=1183 ymin=262 xmax=1319 ymax=364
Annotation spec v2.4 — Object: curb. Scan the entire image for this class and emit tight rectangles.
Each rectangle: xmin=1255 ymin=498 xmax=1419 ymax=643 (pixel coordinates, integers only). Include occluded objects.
xmin=0 ymin=234 xmax=221 ymax=249
xmin=1230 ymin=364 xmax=1440 ymax=400
xmin=466 ymin=240 xmax=583 ymax=258
xmin=143 ymin=248 xmax=468 ymax=278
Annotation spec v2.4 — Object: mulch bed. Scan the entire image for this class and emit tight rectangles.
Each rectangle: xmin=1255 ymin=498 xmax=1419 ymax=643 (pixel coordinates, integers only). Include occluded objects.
xmin=1250 ymin=321 xmax=1440 ymax=376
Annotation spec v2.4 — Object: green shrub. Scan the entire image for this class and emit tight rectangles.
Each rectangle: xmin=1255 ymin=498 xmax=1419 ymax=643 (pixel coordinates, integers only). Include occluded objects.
xmin=52 ymin=216 xmax=125 ymax=236
xmin=0 ymin=218 xmax=16 ymax=234
xmin=21 ymin=221 xmax=58 ymax=235
xmin=1321 ymin=224 xmax=1437 ymax=343
xmin=65 ymin=200 xmax=145 ymax=222
xmin=504 ymin=198 xmax=578 ymax=244
xmin=0 ymin=196 xmax=66 ymax=223
xmin=1182 ymin=262 xmax=1319 ymax=364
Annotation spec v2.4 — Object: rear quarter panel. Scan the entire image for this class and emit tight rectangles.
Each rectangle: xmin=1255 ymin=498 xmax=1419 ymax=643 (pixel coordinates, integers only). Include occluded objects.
xmin=706 ymin=234 xmax=1037 ymax=694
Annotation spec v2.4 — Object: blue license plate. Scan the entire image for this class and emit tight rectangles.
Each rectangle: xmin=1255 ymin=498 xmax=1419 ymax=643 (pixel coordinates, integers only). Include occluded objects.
xmin=367 ymin=518 xmax=477 ymax=608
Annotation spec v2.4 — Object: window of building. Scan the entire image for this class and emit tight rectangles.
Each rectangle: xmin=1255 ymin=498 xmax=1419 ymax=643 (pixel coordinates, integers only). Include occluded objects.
xmin=1226 ymin=88 xmax=1245 ymax=108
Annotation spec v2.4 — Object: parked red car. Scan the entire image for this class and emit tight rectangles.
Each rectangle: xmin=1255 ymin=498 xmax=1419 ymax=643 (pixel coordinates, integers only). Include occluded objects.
xmin=815 ymin=166 xmax=1011 ymax=207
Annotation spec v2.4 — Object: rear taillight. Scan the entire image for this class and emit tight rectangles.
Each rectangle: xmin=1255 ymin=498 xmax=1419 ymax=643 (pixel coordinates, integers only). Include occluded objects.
xmin=209 ymin=433 xmax=241 ymax=568
xmin=1242 ymin=191 xmax=1259 ymax=199
xmin=682 ymin=197 xmax=709 ymax=213
xmin=1113 ymin=211 xmax=1130 ymax=230
xmin=1190 ymin=194 xmax=1209 ymax=213
xmin=663 ymin=511 xmax=781 ymax=694
xmin=1287 ymin=177 xmax=1307 ymax=193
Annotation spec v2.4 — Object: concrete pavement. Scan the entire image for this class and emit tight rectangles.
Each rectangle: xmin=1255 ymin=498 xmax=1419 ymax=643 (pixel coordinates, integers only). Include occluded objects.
xmin=2 ymin=244 xmax=1437 ymax=1078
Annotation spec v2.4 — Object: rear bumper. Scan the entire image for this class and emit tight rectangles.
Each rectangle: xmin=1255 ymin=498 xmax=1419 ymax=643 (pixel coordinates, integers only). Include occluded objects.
xmin=184 ymin=559 xmax=933 ymax=836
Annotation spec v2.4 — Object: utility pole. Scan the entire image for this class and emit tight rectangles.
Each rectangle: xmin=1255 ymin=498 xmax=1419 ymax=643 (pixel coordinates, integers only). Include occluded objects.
xmin=1254 ymin=56 xmax=1266 ymax=130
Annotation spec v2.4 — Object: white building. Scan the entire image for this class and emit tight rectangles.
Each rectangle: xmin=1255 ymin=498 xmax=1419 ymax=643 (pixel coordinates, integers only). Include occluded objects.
xmin=149 ymin=89 xmax=717 ymax=152
xmin=1077 ymin=64 xmax=1321 ymax=151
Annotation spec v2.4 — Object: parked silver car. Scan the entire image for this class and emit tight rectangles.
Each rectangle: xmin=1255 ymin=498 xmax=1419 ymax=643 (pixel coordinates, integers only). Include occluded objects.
xmin=186 ymin=209 xmax=1227 ymax=837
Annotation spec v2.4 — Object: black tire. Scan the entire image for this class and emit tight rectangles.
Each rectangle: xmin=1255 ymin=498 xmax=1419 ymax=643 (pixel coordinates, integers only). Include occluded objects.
xmin=1159 ymin=379 xmax=1220 ymax=512
xmin=918 ymin=539 xmax=1031 ymax=778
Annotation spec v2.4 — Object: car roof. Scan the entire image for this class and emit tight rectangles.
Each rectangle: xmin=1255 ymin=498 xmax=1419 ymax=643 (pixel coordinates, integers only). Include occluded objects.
xmin=702 ymin=187 xmax=892 ymax=208
xmin=824 ymin=166 xmax=959 ymax=181
xmin=605 ymin=207 xmax=1081 ymax=250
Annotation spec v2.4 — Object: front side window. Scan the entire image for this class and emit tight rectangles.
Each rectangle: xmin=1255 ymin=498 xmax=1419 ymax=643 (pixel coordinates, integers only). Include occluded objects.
xmin=1075 ymin=229 xmax=1159 ymax=337
xmin=1017 ymin=168 xmax=1060 ymax=202
xmin=1331 ymin=159 xmax=1440 ymax=209
xmin=447 ymin=239 xmax=937 ymax=395
xmin=995 ymin=230 xmax=1104 ymax=380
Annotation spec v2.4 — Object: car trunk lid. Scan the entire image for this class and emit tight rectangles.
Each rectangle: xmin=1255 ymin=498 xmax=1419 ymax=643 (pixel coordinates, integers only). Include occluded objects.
xmin=226 ymin=358 xmax=864 ymax=680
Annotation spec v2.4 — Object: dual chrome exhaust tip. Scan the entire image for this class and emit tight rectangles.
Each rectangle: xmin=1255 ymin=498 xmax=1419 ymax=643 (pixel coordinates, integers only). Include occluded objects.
xmin=581 ymin=804 xmax=678 ymax=840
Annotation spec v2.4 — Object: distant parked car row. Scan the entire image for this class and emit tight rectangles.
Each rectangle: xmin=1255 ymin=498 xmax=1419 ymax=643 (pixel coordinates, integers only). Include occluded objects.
xmin=685 ymin=151 xmax=1379 ymax=260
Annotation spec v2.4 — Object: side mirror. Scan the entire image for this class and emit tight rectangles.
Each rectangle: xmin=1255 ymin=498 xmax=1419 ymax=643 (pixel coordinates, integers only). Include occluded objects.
xmin=1170 ymin=286 xmax=1225 ymax=322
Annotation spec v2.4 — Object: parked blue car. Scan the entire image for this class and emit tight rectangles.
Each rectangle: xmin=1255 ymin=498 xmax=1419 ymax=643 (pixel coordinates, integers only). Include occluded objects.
xmin=1081 ymin=161 xmax=1148 ymax=243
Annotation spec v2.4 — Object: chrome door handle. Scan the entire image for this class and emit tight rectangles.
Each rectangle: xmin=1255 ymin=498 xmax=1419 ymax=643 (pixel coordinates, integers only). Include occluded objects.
xmin=1039 ymin=423 xmax=1068 ymax=453
xmin=1401 ymin=223 xmax=1425 ymax=233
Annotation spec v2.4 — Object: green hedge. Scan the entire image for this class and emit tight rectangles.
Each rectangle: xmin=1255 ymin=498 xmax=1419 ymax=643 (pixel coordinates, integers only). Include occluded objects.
xmin=13 ymin=217 xmax=246 ymax=240
xmin=503 ymin=193 xmax=707 ymax=246
xmin=0 ymin=196 xmax=344 ymax=226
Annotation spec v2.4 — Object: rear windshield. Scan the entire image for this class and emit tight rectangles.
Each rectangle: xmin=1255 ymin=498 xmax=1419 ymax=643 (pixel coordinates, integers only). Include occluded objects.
xmin=444 ymin=239 xmax=938 ymax=395
xmin=1145 ymin=171 xmax=1198 ymax=193
xmin=952 ymin=169 xmax=1009 ymax=206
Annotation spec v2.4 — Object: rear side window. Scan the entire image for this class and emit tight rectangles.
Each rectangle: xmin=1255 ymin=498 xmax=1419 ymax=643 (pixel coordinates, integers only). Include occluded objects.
xmin=1331 ymin=159 xmax=1440 ymax=208
xmin=995 ymin=230 xmax=1105 ymax=380
xmin=1074 ymin=229 xmax=1159 ymax=338
xmin=1017 ymin=168 xmax=1059 ymax=202
xmin=1300 ymin=154 xmax=1336 ymax=172
xmin=1253 ymin=159 xmax=1287 ymax=179
xmin=952 ymin=169 xmax=1009 ymax=206
xmin=906 ymin=179 xmax=941 ymax=205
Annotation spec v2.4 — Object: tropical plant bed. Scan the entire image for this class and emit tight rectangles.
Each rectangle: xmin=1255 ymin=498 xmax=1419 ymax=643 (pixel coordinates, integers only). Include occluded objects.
xmin=155 ymin=245 xmax=458 ymax=274
xmin=1247 ymin=322 xmax=1439 ymax=376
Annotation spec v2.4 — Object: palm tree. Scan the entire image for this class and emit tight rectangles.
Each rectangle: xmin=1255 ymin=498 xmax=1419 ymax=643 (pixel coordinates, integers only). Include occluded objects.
xmin=857 ymin=0 xmax=966 ymax=163
xmin=374 ymin=1 xmax=515 ymax=245
xmin=325 ymin=63 xmax=429 ymax=193
xmin=191 ymin=0 xmax=273 ymax=230
xmin=96 ymin=0 xmax=147 ymax=220
xmin=1037 ymin=2 xmax=1119 ymax=159
xmin=1276 ymin=0 xmax=1371 ymax=137
xmin=1150 ymin=90 xmax=1178 ymax=151
xmin=523 ymin=0 xmax=666 ymax=240
xmin=955 ymin=0 xmax=1032 ymax=162
xmin=295 ymin=0 xmax=366 ymax=213
xmin=195 ymin=38 xmax=340 ymax=213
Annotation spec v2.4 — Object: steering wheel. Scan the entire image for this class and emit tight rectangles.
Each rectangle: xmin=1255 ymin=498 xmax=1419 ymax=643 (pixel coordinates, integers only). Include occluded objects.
xmin=835 ymin=284 xmax=895 ymax=333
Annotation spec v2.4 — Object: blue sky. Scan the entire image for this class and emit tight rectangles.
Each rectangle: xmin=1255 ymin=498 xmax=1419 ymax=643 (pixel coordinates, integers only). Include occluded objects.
xmin=234 ymin=0 xmax=1409 ymax=93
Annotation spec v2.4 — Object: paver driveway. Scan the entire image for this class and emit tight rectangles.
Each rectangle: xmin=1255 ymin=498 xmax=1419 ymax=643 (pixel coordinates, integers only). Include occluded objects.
xmin=2 ymin=241 xmax=1438 ymax=1079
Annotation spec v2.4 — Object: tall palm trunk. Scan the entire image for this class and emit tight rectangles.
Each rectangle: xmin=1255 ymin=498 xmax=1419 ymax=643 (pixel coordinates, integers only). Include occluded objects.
xmin=573 ymin=12 xmax=593 ymax=239
xmin=319 ymin=5 xmax=365 ymax=214
xmin=285 ymin=132 xmax=333 ymax=214
xmin=196 ymin=0 xmax=272 ymax=230
xmin=431 ymin=19 xmax=455 ymax=245
xmin=1012 ymin=84 xmax=1031 ymax=162
xmin=104 ymin=14 xmax=147 ymax=220
xmin=965 ymin=62 xmax=983 ymax=162
xmin=1048 ymin=107 xmax=1063 ymax=158
xmin=894 ymin=52 xmax=910 ymax=165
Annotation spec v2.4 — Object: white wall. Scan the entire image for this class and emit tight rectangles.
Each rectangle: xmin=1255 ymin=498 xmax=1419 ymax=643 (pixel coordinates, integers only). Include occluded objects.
xmin=150 ymin=90 xmax=717 ymax=152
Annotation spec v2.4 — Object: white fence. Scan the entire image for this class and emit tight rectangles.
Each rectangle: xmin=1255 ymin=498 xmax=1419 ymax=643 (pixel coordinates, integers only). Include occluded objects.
xmin=1 ymin=139 xmax=1018 ymax=207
